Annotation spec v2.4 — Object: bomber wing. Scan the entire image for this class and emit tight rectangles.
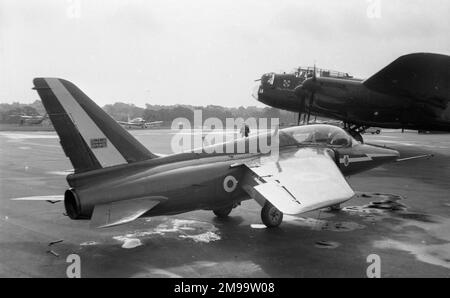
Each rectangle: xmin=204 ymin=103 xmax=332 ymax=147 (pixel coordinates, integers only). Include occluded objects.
xmin=241 ymin=147 xmax=355 ymax=214
xmin=363 ymin=53 xmax=450 ymax=108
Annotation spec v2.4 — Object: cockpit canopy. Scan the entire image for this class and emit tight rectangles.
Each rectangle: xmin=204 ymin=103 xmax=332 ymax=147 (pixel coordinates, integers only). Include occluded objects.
xmin=282 ymin=124 xmax=355 ymax=147
xmin=291 ymin=67 xmax=353 ymax=80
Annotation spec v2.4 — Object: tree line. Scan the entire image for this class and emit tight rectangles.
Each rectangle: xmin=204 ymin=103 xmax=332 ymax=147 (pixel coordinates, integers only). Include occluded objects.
xmin=1 ymin=100 xmax=298 ymax=126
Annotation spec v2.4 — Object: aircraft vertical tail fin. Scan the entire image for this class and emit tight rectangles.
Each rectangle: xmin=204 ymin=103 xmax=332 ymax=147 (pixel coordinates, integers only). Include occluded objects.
xmin=33 ymin=78 xmax=157 ymax=173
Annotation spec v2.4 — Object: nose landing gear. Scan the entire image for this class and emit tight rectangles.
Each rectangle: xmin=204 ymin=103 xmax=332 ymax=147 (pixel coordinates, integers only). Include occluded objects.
xmin=261 ymin=202 xmax=283 ymax=228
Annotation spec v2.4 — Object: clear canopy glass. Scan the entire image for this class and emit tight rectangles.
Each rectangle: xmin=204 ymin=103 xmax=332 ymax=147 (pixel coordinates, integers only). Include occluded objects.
xmin=284 ymin=124 xmax=354 ymax=147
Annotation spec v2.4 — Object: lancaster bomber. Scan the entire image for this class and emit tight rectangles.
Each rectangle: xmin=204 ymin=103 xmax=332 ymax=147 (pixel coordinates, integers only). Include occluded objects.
xmin=254 ymin=53 xmax=450 ymax=142
xmin=23 ymin=78 xmax=401 ymax=229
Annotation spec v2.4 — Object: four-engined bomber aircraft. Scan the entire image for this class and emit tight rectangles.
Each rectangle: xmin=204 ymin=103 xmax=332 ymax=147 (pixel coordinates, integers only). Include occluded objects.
xmin=255 ymin=53 xmax=450 ymax=142
xmin=29 ymin=78 xmax=399 ymax=228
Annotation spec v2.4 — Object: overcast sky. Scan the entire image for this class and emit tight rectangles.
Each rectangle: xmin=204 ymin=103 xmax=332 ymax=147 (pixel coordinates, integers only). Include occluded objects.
xmin=1 ymin=0 xmax=449 ymax=107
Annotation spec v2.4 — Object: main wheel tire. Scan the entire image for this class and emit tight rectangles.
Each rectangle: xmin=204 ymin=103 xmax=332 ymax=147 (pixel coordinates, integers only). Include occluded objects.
xmin=213 ymin=206 xmax=233 ymax=218
xmin=261 ymin=203 xmax=283 ymax=228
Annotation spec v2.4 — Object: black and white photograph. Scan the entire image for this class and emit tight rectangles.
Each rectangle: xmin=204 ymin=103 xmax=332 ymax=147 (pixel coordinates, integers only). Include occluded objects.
xmin=0 ymin=0 xmax=449 ymax=282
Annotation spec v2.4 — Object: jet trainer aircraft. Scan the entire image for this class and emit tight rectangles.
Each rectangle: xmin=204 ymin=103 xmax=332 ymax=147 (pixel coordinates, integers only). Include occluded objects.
xmin=254 ymin=53 xmax=450 ymax=142
xmin=24 ymin=78 xmax=400 ymax=229
xmin=117 ymin=116 xmax=163 ymax=129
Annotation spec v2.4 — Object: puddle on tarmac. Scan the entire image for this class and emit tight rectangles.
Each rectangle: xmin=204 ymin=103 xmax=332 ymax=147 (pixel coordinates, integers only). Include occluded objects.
xmin=112 ymin=219 xmax=221 ymax=249
xmin=347 ymin=193 xmax=450 ymax=270
xmin=283 ymin=215 xmax=366 ymax=232
xmin=133 ymin=260 xmax=265 ymax=278
xmin=374 ymin=240 xmax=450 ymax=270
xmin=343 ymin=192 xmax=435 ymax=224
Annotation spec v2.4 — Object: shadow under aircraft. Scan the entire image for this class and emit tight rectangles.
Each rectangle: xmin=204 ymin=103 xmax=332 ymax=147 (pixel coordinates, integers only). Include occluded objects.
xmin=254 ymin=53 xmax=450 ymax=142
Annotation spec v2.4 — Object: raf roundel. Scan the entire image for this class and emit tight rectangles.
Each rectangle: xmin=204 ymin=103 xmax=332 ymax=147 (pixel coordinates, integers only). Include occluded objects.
xmin=343 ymin=155 xmax=350 ymax=167
xmin=223 ymin=175 xmax=238 ymax=193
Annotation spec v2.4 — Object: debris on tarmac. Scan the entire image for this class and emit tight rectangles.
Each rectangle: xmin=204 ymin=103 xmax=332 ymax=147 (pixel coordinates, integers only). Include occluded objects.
xmin=315 ymin=241 xmax=340 ymax=249
xmin=48 ymin=240 xmax=63 ymax=246
xmin=46 ymin=250 xmax=59 ymax=257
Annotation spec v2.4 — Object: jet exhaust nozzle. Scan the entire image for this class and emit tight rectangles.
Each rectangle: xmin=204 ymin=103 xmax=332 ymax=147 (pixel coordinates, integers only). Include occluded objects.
xmin=64 ymin=189 xmax=85 ymax=219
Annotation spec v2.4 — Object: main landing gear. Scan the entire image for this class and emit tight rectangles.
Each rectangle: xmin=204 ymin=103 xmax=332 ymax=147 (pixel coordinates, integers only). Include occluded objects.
xmin=261 ymin=202 xmax=283 ymax=228
xmin=214 ymin=201 xmax=284 ymax=228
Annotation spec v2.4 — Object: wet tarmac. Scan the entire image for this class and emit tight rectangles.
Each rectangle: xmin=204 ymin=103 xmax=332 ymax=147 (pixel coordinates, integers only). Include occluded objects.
xmin=0 ymin=129 xmax=449 ymax=277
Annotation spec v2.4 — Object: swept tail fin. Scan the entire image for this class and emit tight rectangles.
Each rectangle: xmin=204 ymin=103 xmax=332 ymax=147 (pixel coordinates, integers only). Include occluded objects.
xmin=33 ymin=78 xmax=157 ymax=173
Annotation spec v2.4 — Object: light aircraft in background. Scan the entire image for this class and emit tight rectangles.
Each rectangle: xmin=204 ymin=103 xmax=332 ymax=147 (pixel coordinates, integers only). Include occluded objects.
xmin=11 ymin=113 xmax=48 ymax=125
xmin=117 ymin=116 xmax=163 ymax=129
xmin=21 ymin=77 xmax=405 ymax=229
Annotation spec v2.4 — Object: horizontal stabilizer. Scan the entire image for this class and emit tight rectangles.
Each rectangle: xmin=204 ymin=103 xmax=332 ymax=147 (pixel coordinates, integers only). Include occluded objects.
xmin=90 ymin=196 xmax=166 ymax=228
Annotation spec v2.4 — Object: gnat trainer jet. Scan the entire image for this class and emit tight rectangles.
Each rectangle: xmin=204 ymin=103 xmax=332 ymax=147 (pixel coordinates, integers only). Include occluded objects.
xmin=25 ymin=78 xmax=399 ymax=228
xmin=255 ymin=53 xmax=450 ymax=142
xmin=117 ymin=116 xmax=163 ymax=129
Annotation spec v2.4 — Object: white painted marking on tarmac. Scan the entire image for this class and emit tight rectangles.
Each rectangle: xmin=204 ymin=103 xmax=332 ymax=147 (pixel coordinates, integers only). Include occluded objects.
xmin=11 ymin=195 xmax=64 ymax=201
xmin=250 ymin=224 xmax=267 ymax=229
xmin=0 ymin=132 xmax=57 ymax=139
xmin=47 ymin=169 xmax=74 ymax=176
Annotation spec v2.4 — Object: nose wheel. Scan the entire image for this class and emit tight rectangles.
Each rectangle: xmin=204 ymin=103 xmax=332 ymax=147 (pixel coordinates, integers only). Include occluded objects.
xmin=261 ymin=202 xmax=283 ymax=228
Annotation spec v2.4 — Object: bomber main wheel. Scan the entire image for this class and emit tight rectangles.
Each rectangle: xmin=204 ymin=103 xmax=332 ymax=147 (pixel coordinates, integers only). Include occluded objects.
xmin=261 ymin=203 xmax=283 ymax=228
xmin=213 ymin=206 xmax=233 ymax=218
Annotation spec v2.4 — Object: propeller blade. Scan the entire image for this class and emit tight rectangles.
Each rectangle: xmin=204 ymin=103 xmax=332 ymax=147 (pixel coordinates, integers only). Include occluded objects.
xmin=313 ymin=63 xmax=317 ymax=81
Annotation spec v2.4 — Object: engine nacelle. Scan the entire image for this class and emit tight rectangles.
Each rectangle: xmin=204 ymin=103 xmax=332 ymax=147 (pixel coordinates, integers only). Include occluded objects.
xmin=64 ymin=189 xmax=90 ymax=219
